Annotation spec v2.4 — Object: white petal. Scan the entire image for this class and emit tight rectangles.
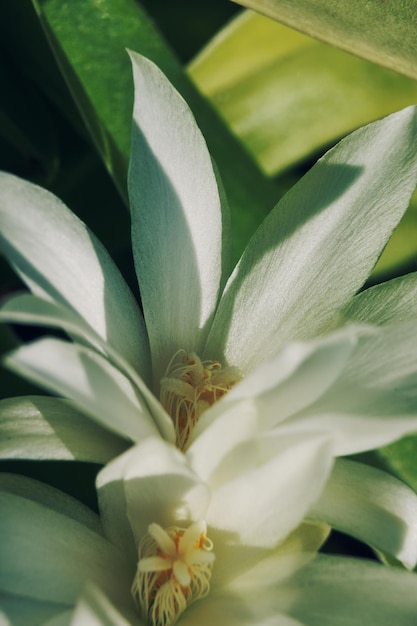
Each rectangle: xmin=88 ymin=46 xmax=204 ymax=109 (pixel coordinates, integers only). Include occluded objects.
xmin=4 ymin=337 xmax=159 ymax=443
xmin=0 ymin=395 xmax=127 ymax=462
xmin=128 ymin=52 xmax=226 ymax=383
xmin=272 ymin=554 xmax=417 ymax=625
xmin=0 ymin=172 xmax=149 ymax=376
xmin=0 ymin=487 xmax=131 ymax=608
xmin=1 ymin=295 xmax=175 ymax=443
xmin=309 ymin=458 xmax=417 ymax=569
xmin=206 ymin=431 xmax=334 ymax=548
xmin=71 ymin=584 xmax=138 ymax=626
xmin=285 ymin=321 xmax=417 ymax=455
xmin=0 ymin=473 xmax=102 ymax=535
xmin=207 ymin=107 xmax=417 ymax=371
xmin=343 ymin=271 xmax=417 ymax=325
xmin=98 ymin=439 xmax=210 ymax=548
xmin=219 ymin=328 xmax=358 ymax=430
xmin=224 ymin=521 xmax=329 ymax=594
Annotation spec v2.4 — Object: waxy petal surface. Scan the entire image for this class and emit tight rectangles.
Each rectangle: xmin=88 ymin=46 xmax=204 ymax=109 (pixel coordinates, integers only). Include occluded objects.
xmin=207 ymin=107 xmax=417 ymax=371
xmin=129 ymin=53 xmax=226 ymax=384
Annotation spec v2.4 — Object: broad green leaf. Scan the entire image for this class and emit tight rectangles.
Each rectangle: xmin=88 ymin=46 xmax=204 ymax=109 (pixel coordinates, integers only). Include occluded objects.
xmin=234 ymin=0 xmax=417 ymax=81
xmin=189 ymin=12 xmax=417 ymax=176
xmin=189 ymin=11 xmax=417 ymax=276
xmin=32 ymin=0 xmax=279 ymax=260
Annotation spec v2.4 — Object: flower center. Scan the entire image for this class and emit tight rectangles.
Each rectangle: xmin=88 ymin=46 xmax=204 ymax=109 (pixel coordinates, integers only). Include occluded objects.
xmin=132 ymin=521 xmax=215 ymax=626
xmin=160 ymin=350 xmax=241 ymax=449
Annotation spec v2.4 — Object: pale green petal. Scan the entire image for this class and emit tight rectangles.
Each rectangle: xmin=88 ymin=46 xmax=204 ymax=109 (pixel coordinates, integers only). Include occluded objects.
xmin=71 ymin=584 xmax=138 ymax=626
xmin=0 ymin=486 xmax=131 ymax=609
xmin=286 ymin=321 xmax=417 ymax=455
xmin=309 ymin=459 xmax=417 ymax=569
xmin=342 ymin=272 xmax=417 ymax=325
xmin=0 ymin=396 xmax=127 ymax=462
xmin=224 ymin=520 xmax=329 ymax=594
xmin=128 ymin=52 xmax=226 ymax=384
xmin=43 ymin=613 xmax=73 ymax=626
xmin=0 ymin=172 xmax=150 ymax=378
xmin=4 ymin=338 xmax=159 ymax=443
xmin=206 ymin=107 xmax=417 ymax=372
xmin=206 ymin=431 xmax=334 ymax=548
xmin=0 ymin=593 xmax=71 ymax=626
xmin=219 ymin=329 xmax=358 ymax=431
xmin=0 ymin=294 xmax=175 ymax=443
xmin=272 ymin=554 xmax=417 ymax=625
xmin=110 ymin=439 xmax=210 ymax=545
xmin=0 ymin=473 xmax=103 ymax=537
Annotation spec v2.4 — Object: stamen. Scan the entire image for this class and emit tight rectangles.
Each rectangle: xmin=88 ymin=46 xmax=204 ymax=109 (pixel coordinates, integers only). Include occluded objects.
xmin=160 ymin=350 xmax=241 ymax=449
xmin=132 ymin=521 xmax=215 ymax=626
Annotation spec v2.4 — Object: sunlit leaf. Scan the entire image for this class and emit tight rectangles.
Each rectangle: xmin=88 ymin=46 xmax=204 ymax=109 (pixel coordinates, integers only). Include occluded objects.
xmin=233 ymin=0 xmax=417 ymax=81
xmin=31 ymin=0 xmax=279 ymax=260
xmin=189 ymin=11 xmax=417 ymax=176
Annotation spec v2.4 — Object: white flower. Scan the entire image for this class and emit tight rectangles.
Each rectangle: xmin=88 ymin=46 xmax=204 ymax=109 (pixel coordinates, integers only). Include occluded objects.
xmin=2 ymin=435 xmax=417 ymax=626
xmin=2 ymin=54 xmax=417 ymax=546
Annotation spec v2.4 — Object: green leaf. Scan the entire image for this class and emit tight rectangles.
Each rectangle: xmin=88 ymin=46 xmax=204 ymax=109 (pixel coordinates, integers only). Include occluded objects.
xmin=31 ymin=0 xmax=279 ymax=260
xmin=234 ymin=0 xmax=417 ymax=81
xmin=189 ymin=11 xmax=417 ymax=176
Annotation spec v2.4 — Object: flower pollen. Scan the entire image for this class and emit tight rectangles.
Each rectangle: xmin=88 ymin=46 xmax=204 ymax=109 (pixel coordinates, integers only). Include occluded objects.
xmin=132 ymin=521 xmax=215 ymax=626
xmin=160 ymin=350 xmax=241 ymax=449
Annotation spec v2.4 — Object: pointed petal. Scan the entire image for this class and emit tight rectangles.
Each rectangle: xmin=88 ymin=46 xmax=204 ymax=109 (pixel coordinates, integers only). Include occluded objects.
xmin=0 ymin=480 xmax=131 ymax=608
xmin=219 ymin=328 xmax=358 ymax=431
xmin=0 ymin=172 xmax=149 ymax=376
xmin=1 ymin=294 xmax=175 ymax=443
xmin=0 ymin=395 xmax=127 ymax=462
xmin=309 ymin=458 xmax=417 ymax=569
xmin=4 ymin=337 xmax=158 ymax=443
xmin=285 ymin=321 xmax=417 ymax=455
xmin=207 ymin=107 xmax=417 ymax=371
xmin=343 ymin=271 xmax=417 ymax=325
xmin=128 ymin=52 xmax=226 ymax=382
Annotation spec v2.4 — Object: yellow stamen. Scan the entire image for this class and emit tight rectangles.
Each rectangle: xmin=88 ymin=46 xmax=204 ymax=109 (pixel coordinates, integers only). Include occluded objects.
xmin=132 ymin=521 xmax=215 ymax=626
xmin=160 ymin=350 xmax=241 ymax=449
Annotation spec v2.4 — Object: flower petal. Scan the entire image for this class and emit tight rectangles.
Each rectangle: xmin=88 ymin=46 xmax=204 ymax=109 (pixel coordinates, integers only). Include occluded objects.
xmin=206 ymin=430 xmax=334 ymax=548
xmin=283 ymin=321 xmax=417 ymax=455
xmin=4 ymin=337 xmax=159 ymax=443
xmin=0 ymin=593 xmax=71 ymax=626
xmin=128 ymin=52 xmax=227 ymax=383
xmin=309 ymin=458 xmax=417 ymax=569
xmin=218 ymin=328 xmax=358 ymax=431
xmin=0 ymin=172 xmax=150 ymax=377
xmin=0 ymin=476 xmax=132 ymax=609
xmin=342 ymin=271 xmax=417 ymax=325
xmin=1 ymin=294 xmax=175 ymax=443
xmin=206 ymin=107 xmax=417 ymax=371
xmin=0 ymin=395 xmax=127 ymax=462
xmin=272 ymin=554 xmax=417 ymax=625
xmin=71 ymin=584 xmax=138 ymax=626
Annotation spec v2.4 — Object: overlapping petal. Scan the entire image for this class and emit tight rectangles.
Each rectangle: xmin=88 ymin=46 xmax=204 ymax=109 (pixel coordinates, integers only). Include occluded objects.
xmin=4 ymin=337 xmax=164 ymax=443
xmin=206 ymin=106 xmax=417 ymax=371
xmin=129 ymin=53 xmax=228 ymax=384
xmin=281 ymin=321 xmax=417 ymax=455
xmin=310 ymin=458 xmax=417 ymax=568
xmin=0 ymin=172 xmax=150 ymax=378
xmin=0 ymin=475 xmax=132 ymax=611
xmin=0 ymin=395 xmax=128 ymax=462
